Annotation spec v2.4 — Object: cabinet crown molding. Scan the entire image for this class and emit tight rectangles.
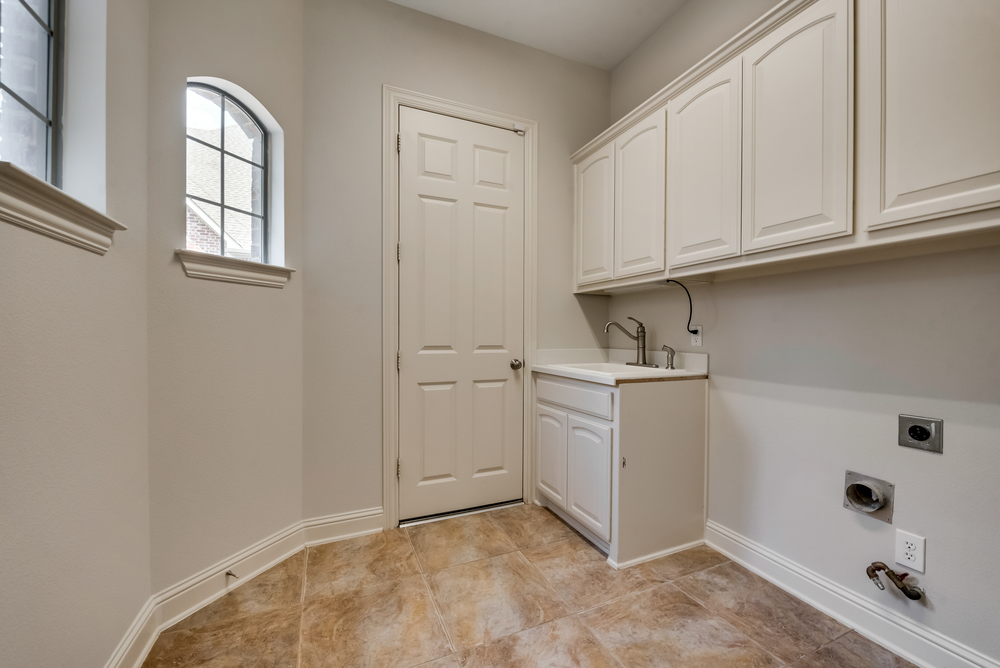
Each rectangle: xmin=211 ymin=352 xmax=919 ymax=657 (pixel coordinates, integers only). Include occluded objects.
xmin=571 ymin=0 xmax=818 ymax=164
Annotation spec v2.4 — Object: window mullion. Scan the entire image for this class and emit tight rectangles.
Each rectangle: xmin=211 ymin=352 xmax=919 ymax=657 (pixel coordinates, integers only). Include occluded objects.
xmin=220 ymin=94 xmax=226 ymax=256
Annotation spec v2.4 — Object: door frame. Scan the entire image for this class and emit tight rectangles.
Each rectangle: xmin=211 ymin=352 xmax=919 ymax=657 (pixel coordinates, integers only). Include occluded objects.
xmin=381 ymin=85 xmax=538 ymax=529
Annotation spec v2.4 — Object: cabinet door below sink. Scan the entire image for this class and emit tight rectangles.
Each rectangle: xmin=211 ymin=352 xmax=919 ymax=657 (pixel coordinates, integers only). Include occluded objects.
xmin=567 ymin=415 xmax=612 ymax=541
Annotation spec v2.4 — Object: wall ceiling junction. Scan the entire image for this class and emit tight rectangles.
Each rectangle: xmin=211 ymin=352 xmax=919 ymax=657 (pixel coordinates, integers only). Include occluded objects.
xmin=385 ymin=0 xmax=687 ymax=70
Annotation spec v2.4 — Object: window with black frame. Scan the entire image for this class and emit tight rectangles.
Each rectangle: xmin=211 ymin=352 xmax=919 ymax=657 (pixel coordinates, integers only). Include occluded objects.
xmin=0 ymin=0 xmax=64 ymax=183
xmin=185 ymin=83 xmax=268 ymax=263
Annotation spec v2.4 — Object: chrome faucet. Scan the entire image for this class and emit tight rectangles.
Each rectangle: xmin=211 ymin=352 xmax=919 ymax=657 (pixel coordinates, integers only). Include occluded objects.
xmin=604 ymin=317 xmax=657 ymax=367
xmin=661 ymin=345 xmax=676 ymax=370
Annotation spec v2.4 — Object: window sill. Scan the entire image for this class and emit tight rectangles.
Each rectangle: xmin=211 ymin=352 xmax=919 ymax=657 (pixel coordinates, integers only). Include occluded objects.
xmin=0 ymin=162 xmax=127 ymax=254
xmin=175 ymin=249 xmax=295 ymax=288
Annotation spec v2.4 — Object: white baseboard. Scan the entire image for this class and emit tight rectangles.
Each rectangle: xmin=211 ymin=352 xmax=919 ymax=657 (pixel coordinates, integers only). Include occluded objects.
xmin=706 ymin=520 xmax=999 ymax=668
xmin=608 ymin=538 xmax=705 ymax=571
xmin=104 ymin=507 xmax=384 ymax=668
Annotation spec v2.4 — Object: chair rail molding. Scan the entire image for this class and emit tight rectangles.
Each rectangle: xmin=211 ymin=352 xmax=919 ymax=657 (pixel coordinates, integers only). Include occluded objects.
xmin=175 ymin=248 xmax=295 ymax=288
xmin=0 ymin=161 xmax=126 ymax=254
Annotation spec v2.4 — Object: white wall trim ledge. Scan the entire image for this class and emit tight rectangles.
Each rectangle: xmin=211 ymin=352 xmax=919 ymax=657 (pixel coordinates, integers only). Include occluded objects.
xmin=706 ymin=520 xmax=1000 ymax=668
xmin=0 ymin=162 xmax=126 ymax=254
xmin=104 ymin=507 xmax=384 ymax=668
xmin=175 ymin=248 xmax=295 ymax=287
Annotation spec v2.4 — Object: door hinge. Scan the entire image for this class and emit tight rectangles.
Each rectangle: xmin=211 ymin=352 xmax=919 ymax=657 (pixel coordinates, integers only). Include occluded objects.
xmin=397 ymin=243 xmax=401 ymax=262
xmin=396 ymin=457 xmax=401 ymax=477
xmin=396 ymin=351 xmax=400 ymax=371
xmin=397 ymin=133 xmax=401 ymax=153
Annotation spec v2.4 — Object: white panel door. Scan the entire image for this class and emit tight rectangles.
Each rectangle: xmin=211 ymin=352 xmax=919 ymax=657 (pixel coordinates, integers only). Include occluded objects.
xmin=742 ymin=0 xmax=852 ymax=253
xmin=575 ymin=143 xmax=615 ymax=286
xmin=535 ymin=403 xmax=568 ymax=508
xmin=398 ymin=106 xmax=524 ymax=520
xmin=667 ymin=58 xmax=742 ymax=268
xmin=614 ymin=107 xmax=666 ymax=278
xmin=566 ymin=415 xmax=612 ymax=541
xmin=858 ymin=0 xmax=1000 ymax=231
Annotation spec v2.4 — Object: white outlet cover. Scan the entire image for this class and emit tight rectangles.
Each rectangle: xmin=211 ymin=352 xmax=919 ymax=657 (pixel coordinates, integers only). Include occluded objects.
xmin=895 ymin=529 xmax=925 ymax=573
xmin=691 ymin=325 xmax=703 ymax=347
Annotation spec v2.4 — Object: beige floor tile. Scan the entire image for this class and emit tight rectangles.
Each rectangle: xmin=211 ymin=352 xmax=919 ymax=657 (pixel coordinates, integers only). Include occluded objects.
xmin=305 ymin=528 xmax=420 ymax=599
xmin=792 ymin=631 xmax=919 ymax=668
xmin=460 ymin=615 xmax=624 ymax=668
xmin=426 ymin=550 xmax=571 ymax=650
xmin=675 ymin=561 xmax=849 ymax=664
xmin=522 ymin=535 xmax=664 ymax=612
xmin=414 ymin=655 xmax=464 ymax=667
xmin=166 ymin=551 xmax=305 ymax=633
xmin=300 ymin=573 xmax=451 ymax=667
xmin=488 ymin=503 xmax=577 ymax=549
xmin=407 ymin=513 xmax=518 ymax=572
xmin=580 ymin=584 xmax=781 ymax=668
xmin=646 ymin=545 xmax=730 ymax=581
xmin=142 ymin=605 xmax=301 ymax=668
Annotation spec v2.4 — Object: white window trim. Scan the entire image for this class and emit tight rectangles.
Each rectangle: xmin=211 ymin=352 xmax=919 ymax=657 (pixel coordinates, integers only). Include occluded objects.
xmin=175 ymin=249 xmax=294 ymax=288
xmin=0 ymin=161 xmax=126 ymax=254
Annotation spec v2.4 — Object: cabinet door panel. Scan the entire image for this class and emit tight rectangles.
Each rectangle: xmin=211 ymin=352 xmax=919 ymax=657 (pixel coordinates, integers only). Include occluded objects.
xmin=575 ymin=144 xmax=615 ymax=285
xmin=742 ymin=0 xmax=852 ymax=253
xmin=615 ymin=107 xmax=666 ymax=278
xmin=667 ymin=58 xmax=742 ymax=268
xmin=858 ymin=0 xmax=1000 ymax=230
xmin=535 ymin=403 xmax=568 ymax=507
xmin=567 ymin=415 xmax=612 ymax=541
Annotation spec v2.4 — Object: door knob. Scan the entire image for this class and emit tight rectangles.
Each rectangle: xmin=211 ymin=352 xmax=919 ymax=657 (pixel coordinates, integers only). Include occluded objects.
xmin=510 ymin=359 xmax=523 ymax=370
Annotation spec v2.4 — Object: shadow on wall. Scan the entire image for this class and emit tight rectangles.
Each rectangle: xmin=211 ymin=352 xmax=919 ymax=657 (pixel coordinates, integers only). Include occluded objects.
xmin=608 ymin=245 xmax=1000 ymax=408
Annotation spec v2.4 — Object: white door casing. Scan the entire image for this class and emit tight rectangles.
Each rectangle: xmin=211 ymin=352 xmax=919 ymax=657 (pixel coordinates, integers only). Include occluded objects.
xmin=575 ymin=143 xmax=615 ymax=286
xmin=667 ymin=58 xmax=743 ymax=268
xmin=741 ymin=0 xmax=852 ymax=253
xmin=614 ymin=107 xmax=666 ymax=278
xmin=858 ymin=0 xmax=1000 ymax=231
xmin=397 ymin=106 xmax=524 ymax=520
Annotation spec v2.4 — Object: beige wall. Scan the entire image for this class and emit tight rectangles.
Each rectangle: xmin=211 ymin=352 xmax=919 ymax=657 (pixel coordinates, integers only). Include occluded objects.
xmin=607 ymin=2 xmax=1000 ymax=658
xmin=147 ymin=0 xmax=305 ymax=591
xmin=610 ymin=0 xmax=781 ymax=122
xmin=0 ymin=0 xmax=152 ymax=666
xmin=300 ymin=0 xmax=611 ymax=518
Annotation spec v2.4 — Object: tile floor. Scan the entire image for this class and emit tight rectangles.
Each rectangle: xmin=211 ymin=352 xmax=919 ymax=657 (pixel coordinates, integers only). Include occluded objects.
xmin=141 ymin=503 xmax=918 ymax=667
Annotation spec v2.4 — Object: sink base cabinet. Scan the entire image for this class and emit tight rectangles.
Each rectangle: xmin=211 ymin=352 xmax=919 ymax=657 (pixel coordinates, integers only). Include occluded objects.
xmin=534 ymin=374 xmax=707 ymax=568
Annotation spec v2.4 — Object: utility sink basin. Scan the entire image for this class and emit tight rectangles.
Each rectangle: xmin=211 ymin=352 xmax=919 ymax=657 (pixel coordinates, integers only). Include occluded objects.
xmin=532 ymin=361 xmax=707 ymax=386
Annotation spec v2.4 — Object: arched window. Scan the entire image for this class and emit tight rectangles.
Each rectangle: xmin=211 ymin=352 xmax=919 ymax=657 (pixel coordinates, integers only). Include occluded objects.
xmin=185 ymin=83 xmax=268 ymax=262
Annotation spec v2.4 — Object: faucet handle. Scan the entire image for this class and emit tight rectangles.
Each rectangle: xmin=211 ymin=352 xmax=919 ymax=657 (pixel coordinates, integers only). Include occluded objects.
xmin=627 ymin=316 xmax=643 ymax=328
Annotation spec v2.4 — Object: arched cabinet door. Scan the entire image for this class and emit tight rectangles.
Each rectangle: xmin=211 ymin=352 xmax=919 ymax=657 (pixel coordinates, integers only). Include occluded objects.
xmin=667 ymin=58 xmax=743 ymax=268
xmin=535 ymin=404 xmax=568 ymax=506
xmin=575 ymin=144 xmax=615 ymax=286
xmin=857 ymin=0 xmax=1000 ymax=230
xmin=741 ymin=0 xmax=852 ymax=253
xmin=614 ymin=107 xmax=666 ymax=278
xmin=566 ymin=415 xmax=612 ymax=541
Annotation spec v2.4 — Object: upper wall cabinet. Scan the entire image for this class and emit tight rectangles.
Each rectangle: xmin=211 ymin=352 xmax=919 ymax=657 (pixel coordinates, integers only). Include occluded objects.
xmin=857 ymin=0 xmax=1000 ymax=231
xmin=575 ymin=143 xmax=615 ymax=285
xmin=574 ymin=108 xmax=666 ymax=288
xmin=667 ymin=58 xmax=743 ymax=268
xmin=741 ymin=0 xmax=852 ymax=253
xmin=614 ymin=108 xmax=667 ymax=279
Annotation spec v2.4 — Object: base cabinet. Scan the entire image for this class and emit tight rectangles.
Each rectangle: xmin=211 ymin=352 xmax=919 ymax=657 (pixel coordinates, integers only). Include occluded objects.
xmin=534 ymin=374 xmax=707 ymax=567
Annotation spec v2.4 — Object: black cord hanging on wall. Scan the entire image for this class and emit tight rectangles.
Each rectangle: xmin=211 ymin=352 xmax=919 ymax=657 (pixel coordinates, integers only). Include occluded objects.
xmin=664 ymin=280 xmax=698 ymax=335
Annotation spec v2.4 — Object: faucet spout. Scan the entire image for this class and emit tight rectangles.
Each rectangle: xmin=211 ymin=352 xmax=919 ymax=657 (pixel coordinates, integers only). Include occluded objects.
xmin=604 ymin=321 xmax=637 ymax=340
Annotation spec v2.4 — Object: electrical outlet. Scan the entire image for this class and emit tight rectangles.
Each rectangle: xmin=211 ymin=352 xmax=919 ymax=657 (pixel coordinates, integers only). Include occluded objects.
xmin=895 ymin=530 xmax=925 ymax=573
xmin=691 ymin=325 xmax=703 ymax=347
